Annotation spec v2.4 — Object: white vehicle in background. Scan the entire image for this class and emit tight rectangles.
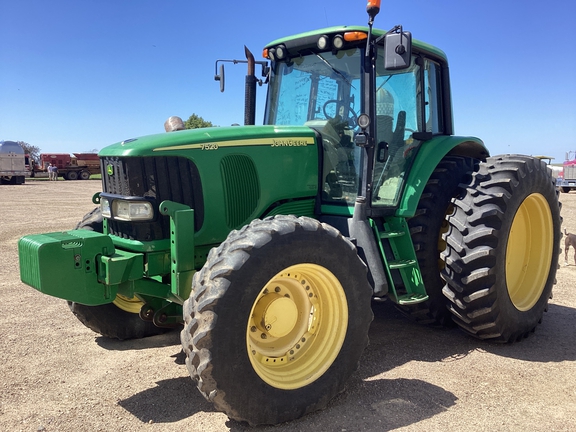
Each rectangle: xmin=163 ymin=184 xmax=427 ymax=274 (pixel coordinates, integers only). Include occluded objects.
xmin=0 ymin=140 xmax=27 ymax=185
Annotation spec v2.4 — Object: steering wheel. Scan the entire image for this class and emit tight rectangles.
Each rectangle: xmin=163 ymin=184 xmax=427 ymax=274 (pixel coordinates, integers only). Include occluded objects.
xmin=322 ymin=100 xmax=358 ymax=128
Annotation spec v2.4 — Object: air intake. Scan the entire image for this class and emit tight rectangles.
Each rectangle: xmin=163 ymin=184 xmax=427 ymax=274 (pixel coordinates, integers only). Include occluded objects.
xmin=220 ymin=155 xmax=260 ymax=228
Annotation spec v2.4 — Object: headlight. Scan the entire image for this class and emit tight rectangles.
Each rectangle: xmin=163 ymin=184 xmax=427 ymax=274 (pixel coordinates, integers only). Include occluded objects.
xmin=100 ymin=197 xmax=111 ymax=218
xmin=317 ymin=35 xmax=329 ymax=50
xmin=99 ymin=197 xmax=154 ymax=221
xmin=113 ymin=200 xmax=154 ymax=221
xmin=332 ymin=35 xmax=344 ymax=50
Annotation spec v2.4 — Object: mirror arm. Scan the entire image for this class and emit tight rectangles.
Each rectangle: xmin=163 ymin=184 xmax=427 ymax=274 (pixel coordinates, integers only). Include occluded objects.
xmin=214 ymin=58 xmax=269 ymax=92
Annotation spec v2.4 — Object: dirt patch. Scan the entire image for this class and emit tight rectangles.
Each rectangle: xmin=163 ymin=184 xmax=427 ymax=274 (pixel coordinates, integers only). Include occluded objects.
xmin=1 ymin=180 xmax=575 ymax=431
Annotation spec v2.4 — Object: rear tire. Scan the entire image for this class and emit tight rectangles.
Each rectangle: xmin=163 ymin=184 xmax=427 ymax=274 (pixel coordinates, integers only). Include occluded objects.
xmin=181 ymin=215 xmax=373 ymax=425
xmin=441 ymin=155 xmax=561 ymax=342
xmin=401 ymin=156 xmax=477 ymax=325
xmin=66 ymin=171 xmax=78 ymax=180
xmin=79 ymin=170 xmax=91 ymax=180
xmin=68 ymin=208 xmax=170 ymax=339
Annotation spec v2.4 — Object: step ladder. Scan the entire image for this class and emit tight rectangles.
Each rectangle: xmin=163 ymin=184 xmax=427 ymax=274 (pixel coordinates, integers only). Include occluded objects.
xmin=372 ymin=216 xmax=429 ymax=305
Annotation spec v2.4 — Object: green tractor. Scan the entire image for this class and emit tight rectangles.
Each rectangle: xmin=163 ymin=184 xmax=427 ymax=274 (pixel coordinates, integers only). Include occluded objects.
xmin=18 ymin=0 xmax=561 ymax=425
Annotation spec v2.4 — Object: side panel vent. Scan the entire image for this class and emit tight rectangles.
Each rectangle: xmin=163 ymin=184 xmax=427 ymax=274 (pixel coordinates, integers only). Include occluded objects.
xmin=221 ymin=155 xmax=260 ymax=229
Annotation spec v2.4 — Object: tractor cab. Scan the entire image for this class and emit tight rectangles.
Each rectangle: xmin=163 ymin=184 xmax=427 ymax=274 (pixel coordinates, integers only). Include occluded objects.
xmin=262 ymin=26 xmax=450 ymax=212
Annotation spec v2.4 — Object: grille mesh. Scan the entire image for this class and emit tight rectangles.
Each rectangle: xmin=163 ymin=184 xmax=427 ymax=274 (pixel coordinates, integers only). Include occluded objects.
xmin=100 ymin=156 xmax=203 ymax=241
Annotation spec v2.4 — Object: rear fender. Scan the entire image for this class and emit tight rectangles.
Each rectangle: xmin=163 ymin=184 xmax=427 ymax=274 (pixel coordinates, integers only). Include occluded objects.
xmin=396 ymin=136 xmax=488 ymax=217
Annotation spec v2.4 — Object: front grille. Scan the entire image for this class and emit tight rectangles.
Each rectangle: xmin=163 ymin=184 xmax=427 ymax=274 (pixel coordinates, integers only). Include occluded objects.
xmin=100 ymin=156 xmax=204 ymax=241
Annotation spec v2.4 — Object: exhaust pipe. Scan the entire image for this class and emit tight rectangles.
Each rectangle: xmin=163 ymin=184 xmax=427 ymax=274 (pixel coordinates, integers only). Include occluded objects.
xmin=244 ymin=46 xmax=257 ymax=126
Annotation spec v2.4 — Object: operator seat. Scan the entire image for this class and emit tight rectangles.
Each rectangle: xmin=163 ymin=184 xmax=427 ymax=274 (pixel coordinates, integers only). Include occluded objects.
xmin=376 ymin=115 xmax=394 ymax=147
xmin=373 ymin=111 xmax=408 ymax=203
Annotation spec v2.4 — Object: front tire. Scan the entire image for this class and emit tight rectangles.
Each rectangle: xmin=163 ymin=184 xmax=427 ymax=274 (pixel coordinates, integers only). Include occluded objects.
xmin=74 ymin=207 xmax=103 ymax=232
xmin=68 ymin=208 xmax=170 ymax=339
xmin=68 ymin=299 xmax=170 ymax=340
xmin=181 ymin=215 xmax=373 ymax=425
xmin=441 ymin=155 xmax=561 ymax=342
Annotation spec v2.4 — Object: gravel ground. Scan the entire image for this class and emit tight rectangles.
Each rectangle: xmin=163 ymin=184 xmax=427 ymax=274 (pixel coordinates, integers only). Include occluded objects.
xmin=1 ymin=179 xmax=575 ymax=432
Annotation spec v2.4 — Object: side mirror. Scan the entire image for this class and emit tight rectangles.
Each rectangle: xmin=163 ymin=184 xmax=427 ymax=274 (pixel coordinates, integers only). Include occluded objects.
xmin=384 ymin=30 xmax=412 ymax=70
xmin=214 ymin=64 xmax=225 ymax=92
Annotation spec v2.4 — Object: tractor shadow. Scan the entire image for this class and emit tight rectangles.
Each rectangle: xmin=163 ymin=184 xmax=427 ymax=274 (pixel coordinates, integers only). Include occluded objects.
xmin=477 ymin=302 xmax=576 ymax=363
xmin=115 ymin=299 xmax=576 ymax=429
xmin=366 ymin=299 xmax=576 ymax=366
xmin=95 ymin=327 xmax=182 ymax=351
xmin=117 ymin=377 xmax=211 ymax=423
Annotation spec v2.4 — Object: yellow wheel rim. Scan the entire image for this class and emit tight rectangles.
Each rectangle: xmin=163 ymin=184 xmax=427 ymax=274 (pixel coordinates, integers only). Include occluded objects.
xmin=113 ymin=294 xmax=144 ymax=314
xmin=506 ymin=193 xmax=553 ymax=311
xmin=246 ymin=263 xmax=348 ymax=390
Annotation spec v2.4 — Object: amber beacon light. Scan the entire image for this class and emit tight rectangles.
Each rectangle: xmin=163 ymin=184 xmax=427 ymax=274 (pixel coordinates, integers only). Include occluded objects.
xmin=366 ymin=0 xmax=381 ymax=20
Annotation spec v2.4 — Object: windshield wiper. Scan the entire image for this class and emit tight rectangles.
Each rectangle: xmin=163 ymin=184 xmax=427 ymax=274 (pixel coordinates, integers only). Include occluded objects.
xmin=315 ymin=53 xmax=356 ymax=90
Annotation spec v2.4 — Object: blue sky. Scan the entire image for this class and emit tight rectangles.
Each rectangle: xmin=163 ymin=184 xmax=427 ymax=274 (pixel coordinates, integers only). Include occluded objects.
xmin=1 ymin=0 xmax=575 ymax=163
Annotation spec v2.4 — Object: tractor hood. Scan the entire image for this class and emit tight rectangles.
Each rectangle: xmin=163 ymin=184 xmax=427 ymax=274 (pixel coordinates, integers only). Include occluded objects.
xmin=98 ymin=125 xmax=318 ymax=158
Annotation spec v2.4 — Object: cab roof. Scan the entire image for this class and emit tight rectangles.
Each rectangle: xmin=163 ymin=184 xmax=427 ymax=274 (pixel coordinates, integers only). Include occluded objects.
xmin=264 ymin=25 xmax=448 ymax=63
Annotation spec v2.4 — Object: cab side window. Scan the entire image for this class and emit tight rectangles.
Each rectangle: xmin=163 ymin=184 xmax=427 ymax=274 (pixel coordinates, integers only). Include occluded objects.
xmin=424 ymin=59 xmax=443 ymax=134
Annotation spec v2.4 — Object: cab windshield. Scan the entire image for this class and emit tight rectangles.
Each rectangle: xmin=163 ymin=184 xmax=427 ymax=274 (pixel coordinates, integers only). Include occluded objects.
xmin=264 ymin=48 xmax=363 ymax=205
xmin=264 ymin=46 xmax=426 ymax=208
